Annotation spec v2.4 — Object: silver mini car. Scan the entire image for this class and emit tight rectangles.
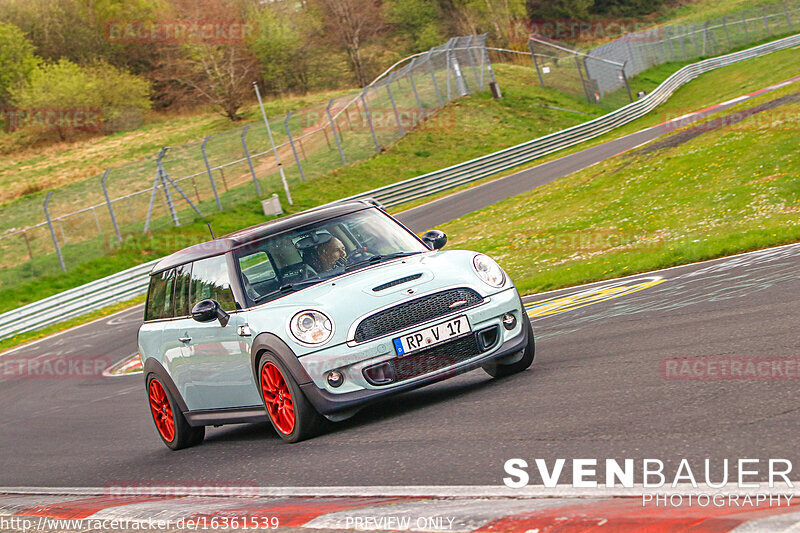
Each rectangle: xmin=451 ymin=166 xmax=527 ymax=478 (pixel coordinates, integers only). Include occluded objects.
xmin=138 ymin=200 xmax=534 ymax=449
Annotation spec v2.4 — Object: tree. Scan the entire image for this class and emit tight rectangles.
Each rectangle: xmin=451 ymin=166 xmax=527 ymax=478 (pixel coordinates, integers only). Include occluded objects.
xmin=314 ymin=0 xmax=385 ymax=87
xmin=0 ymin=22 xmax=38 ymax=107
xmin=10 ymin=59 xmax=151 ymax=139
xmin=155 ymin=41 xmax=259 ymax=120
xmin=385 ymin=0 xmax=444 ymax=52
xmin=248 ymin=3 xmax=325 ymax=94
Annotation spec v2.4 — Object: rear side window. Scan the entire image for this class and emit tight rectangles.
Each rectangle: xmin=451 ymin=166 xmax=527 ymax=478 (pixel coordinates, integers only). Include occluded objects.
xmin=189 ymin=255 xmax=237 ymax=311
xmin=173 ymin=263 xmax=192 ymax=317
xmin=145 ymin=269 xmax=176 ymax=321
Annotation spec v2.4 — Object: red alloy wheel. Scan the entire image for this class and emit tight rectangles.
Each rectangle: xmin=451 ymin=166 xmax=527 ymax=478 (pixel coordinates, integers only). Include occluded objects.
xmin=148 ymin=379 xmax=175 ymax=442
xmin=260 ymin=362 xmax=296 ymax=435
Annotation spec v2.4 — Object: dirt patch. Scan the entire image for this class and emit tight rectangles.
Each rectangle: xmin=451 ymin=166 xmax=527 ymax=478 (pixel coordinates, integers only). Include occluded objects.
xmin=634 ymin=90 xmax=800 ymax=154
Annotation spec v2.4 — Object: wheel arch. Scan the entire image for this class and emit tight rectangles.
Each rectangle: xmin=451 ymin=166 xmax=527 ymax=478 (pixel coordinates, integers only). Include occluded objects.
xmin=143 ymin=358 xmax=189 ymax=414
xmin=250 ymin=332 xmax=313 ymax=388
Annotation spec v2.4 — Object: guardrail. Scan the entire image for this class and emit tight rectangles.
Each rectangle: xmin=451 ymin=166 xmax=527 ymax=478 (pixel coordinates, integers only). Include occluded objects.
xmin=1 ymin=33 xmax=798 ymax=342
xmin=0 ymin=259 xmax=158 ymax=341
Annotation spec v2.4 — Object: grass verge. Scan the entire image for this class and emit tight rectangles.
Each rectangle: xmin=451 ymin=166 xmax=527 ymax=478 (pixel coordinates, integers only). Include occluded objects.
xmin=439 ymin=89 xmax=800 ymax=295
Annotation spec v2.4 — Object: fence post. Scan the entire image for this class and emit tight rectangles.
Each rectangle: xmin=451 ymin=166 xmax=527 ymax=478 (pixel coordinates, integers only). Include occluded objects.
xmin=200 ymin=136 xmax=222 ymax=211
xmin=574 ymin=49 xmax=593 ymax=104
xmin=386 ymin=83 xmax=405 ymax=135
xmin=665 ymin=27 xmax=676 ymax=61
xmin=742 ymin=11 xmax=750 ymax=42
xmin=762 ymin=6 xmax=770 ymax=33
xmin=284 ymin=111 xmax=306 ymax=181
xmin=44 ymin=192 xmax=66 ymax=271
xmin=326 ymin=98 xmax=346 ymax=165
xmin=466 ymin=35 xmax=482 ymax=90
xmin=722 ymin=16 xmax=732 ymax=48
xmin=360 ymin=91 xmax=381 ymax=153
xmin=450 ymin=47 xmax=468 ymax=96
xmin=679 ymin=30 xmax=687 ymax=59
xmin=690 ymin=23 xmax=701 ymax=56
xmin=407 ymin=58 xmax=424 ymax=125
xmin=143 ymin=158 xmax=162 ymax=233
xmin=621 ymin=62 xmax=633 ymax=103
xmin=528 ymin=40 xmax=545 ymax=87
xmin=479 ymin=37 xmax=486 ymax=90
xmin=22 ymin=230 xmax=33 ymax=261
xmin=427 ymin=51 xmax=444 ymax=107
xmin=101 ymin=169 xmax=122 ymax=243
xmin=784 ymin=2 xmax=793 ymax=31
xmin=241 ymin=125 xmax=262 ymax=196
xmin=445 ymin=40 xmax=452 ymax=100
xmin=253 ymin=82 xmax=293 ymax=205
xmin=156 ymin=148 xmax=180 ymax=227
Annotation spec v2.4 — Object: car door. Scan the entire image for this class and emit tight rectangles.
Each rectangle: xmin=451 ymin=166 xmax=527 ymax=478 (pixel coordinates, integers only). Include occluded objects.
xmin=174 ymin=254 xmax=261 ymax=410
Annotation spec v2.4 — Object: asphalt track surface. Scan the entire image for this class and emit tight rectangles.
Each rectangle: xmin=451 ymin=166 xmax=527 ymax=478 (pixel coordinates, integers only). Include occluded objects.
xmin=1 ymin=81 xmax=798 ymax=489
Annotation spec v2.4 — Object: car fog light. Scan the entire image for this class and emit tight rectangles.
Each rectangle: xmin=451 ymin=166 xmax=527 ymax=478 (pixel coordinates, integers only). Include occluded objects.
xmin=502 ymin=312 xmax=517 ymax=330
xmin=327 ymin=370 xmax=344 ymax=388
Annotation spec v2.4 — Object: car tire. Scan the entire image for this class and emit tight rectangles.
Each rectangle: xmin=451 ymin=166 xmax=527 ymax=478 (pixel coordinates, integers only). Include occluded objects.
xmin=482 ymin=318 xmax=535 ymax=378
xmin=258 ymin=354 xmax=327 ymax=443
xmin=147 ymin=375 xmax=205 ymax=450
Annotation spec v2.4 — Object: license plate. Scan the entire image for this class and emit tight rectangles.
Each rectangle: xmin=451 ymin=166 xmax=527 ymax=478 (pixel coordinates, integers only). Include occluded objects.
xmin=393 ymin=315 xmax=471 ymax=356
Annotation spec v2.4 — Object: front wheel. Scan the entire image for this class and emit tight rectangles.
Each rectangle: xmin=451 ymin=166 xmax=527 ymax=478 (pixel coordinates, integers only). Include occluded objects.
xmin=258 ymin=355 xmax=326 ymax=443
xmin=147 ymin=376 xmax=204 ymax=450
xmin=482 ymin=318 xmax=535 ymax=378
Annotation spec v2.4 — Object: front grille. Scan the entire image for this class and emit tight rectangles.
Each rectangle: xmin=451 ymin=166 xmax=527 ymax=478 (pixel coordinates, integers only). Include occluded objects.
xmin=363 ymin=334 xmax=481 ymax=385
xmin=353 ymin=288 xmax=483 ymax=343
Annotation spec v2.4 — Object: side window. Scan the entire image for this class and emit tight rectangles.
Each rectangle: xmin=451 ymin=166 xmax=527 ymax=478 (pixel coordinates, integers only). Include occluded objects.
xmin=145 ymin=269 xmax=176 ymax=321
xmin=189 ymin=255 xmax=237 ymax=312
xmin=173 ymin=263 xmax=192 ymax=317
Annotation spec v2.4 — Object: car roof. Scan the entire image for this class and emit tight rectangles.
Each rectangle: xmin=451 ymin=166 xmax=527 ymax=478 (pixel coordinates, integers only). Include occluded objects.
xmin=150 ymin=200 xmax=378 ymax=274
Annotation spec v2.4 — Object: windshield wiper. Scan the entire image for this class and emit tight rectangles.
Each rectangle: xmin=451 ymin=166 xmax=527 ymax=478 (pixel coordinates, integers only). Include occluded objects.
xmin=344 ymin=252 xmax=419 ymax=272
xmin=253 ymin=279 xmax=322 ymax=302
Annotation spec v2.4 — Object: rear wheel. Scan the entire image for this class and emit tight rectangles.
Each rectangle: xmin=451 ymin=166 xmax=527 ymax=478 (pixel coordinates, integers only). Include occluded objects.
xmin=258 ymin=355 xmax=326 ymax=443
xmin=483 ymin=318 xmax=535 ymax=378
xmin=147 ymin=376 xmax=204 ymax=450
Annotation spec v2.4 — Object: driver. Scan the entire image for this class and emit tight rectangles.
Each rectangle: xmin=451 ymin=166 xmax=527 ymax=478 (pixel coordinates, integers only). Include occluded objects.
xmin=308 ymin=237 xmax=347 ymax=272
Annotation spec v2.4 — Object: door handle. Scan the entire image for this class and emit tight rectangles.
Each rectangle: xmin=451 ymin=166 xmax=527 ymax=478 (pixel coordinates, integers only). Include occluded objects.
xmin=178 ymin=337 xmax=191 ymax=343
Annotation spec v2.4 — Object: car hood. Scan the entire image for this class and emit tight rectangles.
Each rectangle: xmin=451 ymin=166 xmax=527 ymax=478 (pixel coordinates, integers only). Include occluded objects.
xmin=244 ymin=249 xmax=512 ymax=355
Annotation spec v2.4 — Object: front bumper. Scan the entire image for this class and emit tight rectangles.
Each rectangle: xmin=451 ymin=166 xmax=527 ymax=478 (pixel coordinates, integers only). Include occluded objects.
xmin=298 ymin=286 xmax=528 ymax=415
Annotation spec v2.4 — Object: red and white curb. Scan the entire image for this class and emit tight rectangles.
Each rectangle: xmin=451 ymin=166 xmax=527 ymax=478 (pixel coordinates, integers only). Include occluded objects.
xmin=1 ymin=486 xmax=799 ymax=531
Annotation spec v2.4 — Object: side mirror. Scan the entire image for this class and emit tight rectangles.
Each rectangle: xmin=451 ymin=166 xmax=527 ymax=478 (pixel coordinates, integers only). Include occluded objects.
xmin=191 ymin=299 xmax=230 ymax=327
xmin=422 ymin=230 xmax=447 ymax=250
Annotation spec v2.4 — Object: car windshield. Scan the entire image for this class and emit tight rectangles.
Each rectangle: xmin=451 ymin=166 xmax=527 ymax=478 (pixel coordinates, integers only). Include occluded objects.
xmin=234 ymin=208 xmax=429 ymax=304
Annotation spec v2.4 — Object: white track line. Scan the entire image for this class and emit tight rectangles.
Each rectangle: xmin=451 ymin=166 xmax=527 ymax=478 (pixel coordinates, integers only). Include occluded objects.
xmin=521 ymin=240 xmax=800 ymax=302
xmin=0 ymin=303 xmax=144 ymax=357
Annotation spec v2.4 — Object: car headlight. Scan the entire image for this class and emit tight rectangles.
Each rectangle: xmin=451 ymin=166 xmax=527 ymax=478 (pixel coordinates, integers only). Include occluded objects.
xmin=289 ymin=310 xmax=334 ymax=346
xmin=472 ymin=254 xmax=506 ymax=288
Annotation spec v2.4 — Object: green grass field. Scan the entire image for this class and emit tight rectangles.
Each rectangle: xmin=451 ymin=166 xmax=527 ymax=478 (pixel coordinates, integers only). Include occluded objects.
xmin=0 ymin=35 xmax=797 ymax=351
xmin=439 ymin=80 xmax=800 ymax=294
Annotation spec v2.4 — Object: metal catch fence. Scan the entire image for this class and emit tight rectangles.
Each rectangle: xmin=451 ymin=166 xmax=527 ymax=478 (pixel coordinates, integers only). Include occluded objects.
xmin=0 ymin=35 xmax=495 ymax=275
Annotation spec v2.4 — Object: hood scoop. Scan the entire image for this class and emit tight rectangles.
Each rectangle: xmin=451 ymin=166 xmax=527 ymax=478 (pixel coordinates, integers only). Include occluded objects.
xmin=372 ymin=273 xmax=422 ymax=292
